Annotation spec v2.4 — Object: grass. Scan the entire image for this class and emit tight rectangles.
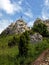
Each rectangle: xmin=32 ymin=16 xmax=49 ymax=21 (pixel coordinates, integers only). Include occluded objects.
xmin=0 ymin=34 xmax=49 ymax=65
xmin=0 ymin=35 xmax=19 ymax=65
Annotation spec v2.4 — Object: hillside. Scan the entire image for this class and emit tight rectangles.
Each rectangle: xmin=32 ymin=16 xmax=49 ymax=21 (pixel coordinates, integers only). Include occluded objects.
xmin=0 ymin=34 xmax=49 ymax=65
xmin=0 ymin=18 xmax=49 ymax=65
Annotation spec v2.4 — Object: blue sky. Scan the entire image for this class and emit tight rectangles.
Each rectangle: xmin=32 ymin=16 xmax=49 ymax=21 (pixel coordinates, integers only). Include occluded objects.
xmin=0 ymin=0 xmax=49 ymax=33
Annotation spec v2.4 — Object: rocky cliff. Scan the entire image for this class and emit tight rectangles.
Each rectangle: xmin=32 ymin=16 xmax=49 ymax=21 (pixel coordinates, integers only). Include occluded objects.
xmin=1 ymin=19 xmax=30 ymax=35
xmin=1 ymin=18 xmax=49 ymax=35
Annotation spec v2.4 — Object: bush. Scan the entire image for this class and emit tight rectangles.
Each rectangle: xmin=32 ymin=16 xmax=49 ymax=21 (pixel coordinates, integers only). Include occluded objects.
xmin=32 ymin=22 xmax=48 ymax=37
xmin=18 ymin=31 xmax=30 ymax=56
xmin=8 ymin=36 xmax=16 ymax=47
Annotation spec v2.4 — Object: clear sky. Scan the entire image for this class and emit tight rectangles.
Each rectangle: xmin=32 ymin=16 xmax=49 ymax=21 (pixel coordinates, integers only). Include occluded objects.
xmin=0 ymin=0 xmax=49 ymax=33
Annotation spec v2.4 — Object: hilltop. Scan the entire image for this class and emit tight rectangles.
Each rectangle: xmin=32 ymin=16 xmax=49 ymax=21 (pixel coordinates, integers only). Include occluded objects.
xmin=34 ymin=18 xmax=49 ymax=31
xmin=1 ymin=18 xmax=49 ymax=36
xmin=1 ymin=19 xmax=30 ymax=35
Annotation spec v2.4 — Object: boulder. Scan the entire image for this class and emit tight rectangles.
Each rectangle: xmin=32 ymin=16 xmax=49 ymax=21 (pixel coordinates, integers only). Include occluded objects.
xmin=30 ymin=33 xmax=43 ymax=43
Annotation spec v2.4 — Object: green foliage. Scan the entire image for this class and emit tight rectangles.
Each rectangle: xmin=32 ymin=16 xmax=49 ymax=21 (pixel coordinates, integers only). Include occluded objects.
xmin=33 ymin=18 xmax=43 ymax=25
xmin=0 ymin=27 xmax=49 ymax=65
xmin=28 ymin=30 xmax=35 ymax=35
xmin=23 ymin=31 xmax=30 ymax=43
xmin=32 ymin=22 xmax=48 ymax=37
xmin=18 ymin=31 xmax=30 ymax=56
xmin=28 ymin=38 xmax=49 ymax=61
xmin=0 ymin=34 xmax=49 ymax=65
xmin=8 ymin=36 xmax=17 ymax=47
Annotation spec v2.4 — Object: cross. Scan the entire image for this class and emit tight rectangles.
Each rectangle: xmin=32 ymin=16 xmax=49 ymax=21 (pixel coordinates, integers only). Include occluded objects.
xmin=21 ymin=16 xmax=22 ymax=19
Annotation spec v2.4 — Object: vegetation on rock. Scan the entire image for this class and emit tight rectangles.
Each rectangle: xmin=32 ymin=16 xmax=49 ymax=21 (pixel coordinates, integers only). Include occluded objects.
xmin=0 ymin=18 xmax=49 ymax=65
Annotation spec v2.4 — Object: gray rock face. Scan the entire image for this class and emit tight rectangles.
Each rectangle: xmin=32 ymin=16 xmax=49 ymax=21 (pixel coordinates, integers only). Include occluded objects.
xmin=30 ymin=33 xmax=43 ymax=43
xmin=1 ymin=19 xmax=30 ymax=35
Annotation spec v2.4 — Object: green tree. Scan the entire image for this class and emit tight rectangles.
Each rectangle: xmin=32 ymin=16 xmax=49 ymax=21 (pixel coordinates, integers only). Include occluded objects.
xmin=32 ymin=20 xmax=48 ymax=37
xmin=18 ymin=31 xmax=30 ymax=56
xmin=8 ymin=36 xmax=16 ymax=47
xmin=23 ymin=31 xmax=30 ymax=43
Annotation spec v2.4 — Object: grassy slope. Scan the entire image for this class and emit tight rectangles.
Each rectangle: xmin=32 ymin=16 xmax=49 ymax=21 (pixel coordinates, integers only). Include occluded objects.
xmin=0 ymin=34 xmax=49 ymax=65
xmin=0 ymin=35 xmax=19 ymax=65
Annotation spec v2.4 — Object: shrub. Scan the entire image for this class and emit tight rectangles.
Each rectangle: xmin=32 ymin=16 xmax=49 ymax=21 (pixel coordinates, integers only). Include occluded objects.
xmin=8 ymin=36 xmax=16 ymax=47
xmin=32 ymin=22 xmax=48 ymax=37
xmin=18 ymin=31 xmax=30 ymax=57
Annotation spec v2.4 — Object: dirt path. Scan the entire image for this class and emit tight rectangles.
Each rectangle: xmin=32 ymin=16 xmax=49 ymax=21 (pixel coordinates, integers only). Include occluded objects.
xmin=31 ymin=49 xmax=49 ymax=65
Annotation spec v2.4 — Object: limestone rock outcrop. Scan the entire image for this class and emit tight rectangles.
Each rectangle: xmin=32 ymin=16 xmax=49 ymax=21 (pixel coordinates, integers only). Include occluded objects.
xmin=30 ymin=33 xmax=43 ymax=43
xmin=1 ymin=19 xmax=30 ymax=35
